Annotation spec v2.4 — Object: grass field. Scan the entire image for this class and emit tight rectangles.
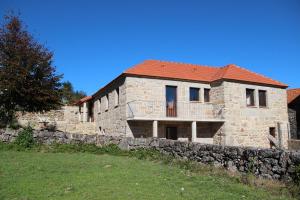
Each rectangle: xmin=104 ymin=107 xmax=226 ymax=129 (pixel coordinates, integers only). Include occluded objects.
xmin=0 ymin=150 xmax=296 ymax=200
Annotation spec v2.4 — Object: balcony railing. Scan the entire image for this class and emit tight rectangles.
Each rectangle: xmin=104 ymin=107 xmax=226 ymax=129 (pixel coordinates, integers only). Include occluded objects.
xmin=127 ymin=100 xmax=224 ymax=121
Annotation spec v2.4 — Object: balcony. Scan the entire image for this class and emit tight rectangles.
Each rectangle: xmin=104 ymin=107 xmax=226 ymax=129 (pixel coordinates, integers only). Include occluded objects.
xmin=127 ymin=100 xmax=224 ymax=122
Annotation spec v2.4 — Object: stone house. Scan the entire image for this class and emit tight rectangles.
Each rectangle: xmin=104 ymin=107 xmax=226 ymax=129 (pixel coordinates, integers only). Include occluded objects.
xmin=287 ymin=88 xmax=300 ymax=139
xmin=78 ymin=60 xmax=289 ymax=149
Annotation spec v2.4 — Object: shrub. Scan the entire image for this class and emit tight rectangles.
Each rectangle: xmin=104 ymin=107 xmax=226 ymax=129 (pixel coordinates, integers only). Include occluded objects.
xmin=294 ymin=164 xmax=300 ymax=185
xmin=14 ymin=126 xmax=35 ymax=149
xmin=287 ymin=164 xmax=300 ymax=198
xmin=101 ymin=144 xmax=123 ymax=155
xmin=8 ymin=117 xmax=21 ymax=130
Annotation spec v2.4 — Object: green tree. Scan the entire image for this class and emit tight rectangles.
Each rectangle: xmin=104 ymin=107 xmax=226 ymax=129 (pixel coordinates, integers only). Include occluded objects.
xmin=61 ymin=81 xmax=86 ymax=105
xmin=0 ymin=14 xmax=62 ymax=125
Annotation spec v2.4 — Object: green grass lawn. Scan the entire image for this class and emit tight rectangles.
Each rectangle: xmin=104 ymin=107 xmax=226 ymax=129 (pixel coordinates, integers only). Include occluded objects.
xmin=0 ymin=150 xmax=295 ymax=200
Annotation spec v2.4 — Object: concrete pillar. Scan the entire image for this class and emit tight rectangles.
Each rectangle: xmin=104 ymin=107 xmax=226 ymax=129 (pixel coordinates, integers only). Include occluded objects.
xmin=192 ymin=121 xmax=197 ymax=142
xmin=255 ymin=89 xmax=259 ymax=107
xmin=83 ymin=102 xmax=88 ymax=122
xmin=153 ymin=120 xmax=158 ymax=138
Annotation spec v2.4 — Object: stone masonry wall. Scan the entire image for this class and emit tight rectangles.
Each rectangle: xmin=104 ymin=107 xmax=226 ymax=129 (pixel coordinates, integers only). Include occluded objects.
xmin=222 ymin=82 xmax=289 ymax=149
xmin=16 ymin=106 xmax=95 ymax=135
xmin=92 ymin=77 xmax=127 ymax=137
xmin=289 ymin=108 xmax=297 ymax=139
xmin=125 ymin=76 xmax=224 ymax=142
xmin=1 ymin=129 xmax=299 ymax=181
xmin=288 ymin=139 xmax=300 ymax=151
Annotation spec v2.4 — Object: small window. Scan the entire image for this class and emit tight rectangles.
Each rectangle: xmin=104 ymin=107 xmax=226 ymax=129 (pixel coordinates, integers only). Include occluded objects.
xmin=246 ymin=89 xmax=255 ymax=106
xmin=259 ymin=90 xmax=267 ymax=107
xmin=189 ymin=87 xmax=200 ymax=101
xmin=105 ymin=94 xmax=109 ymax=110
xmin=115 ymin=88 xmax=119 ymax=106
xmin=204 ymin=88 xmax=210 ymax=103
xmin=97 ymin=99 xmax=101 ymax=113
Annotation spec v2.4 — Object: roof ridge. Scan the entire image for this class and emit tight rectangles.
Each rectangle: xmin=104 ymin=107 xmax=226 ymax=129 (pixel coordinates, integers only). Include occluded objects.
xmin=145 ymin=59 xmax=221 ymax=69
xmin=211 ymin=65 xmax=231 ymax=81
xmin=288 ymin=88 xmax=300 ymax=91
xmin=124 ymin=60 xmax=158 ymax=73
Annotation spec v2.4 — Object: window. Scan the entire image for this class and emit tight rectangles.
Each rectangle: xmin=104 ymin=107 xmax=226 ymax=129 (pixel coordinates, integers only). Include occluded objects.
xmin=115 ymin=88 xmax=119 ymax=106
xmin=246 ymin=89 xmax=255 ymax=106
xmin=259 ymin=90 xmax=267 ymax=107
xmin=204 ymin=88 xmax=210 ymax=103
xmin=97 ymin=99 xmax=101 ymax=113
xmin=189 ymin=87 xmax=200 ymax=101
xmin=105 ymin=94 xmax=109 ymax=111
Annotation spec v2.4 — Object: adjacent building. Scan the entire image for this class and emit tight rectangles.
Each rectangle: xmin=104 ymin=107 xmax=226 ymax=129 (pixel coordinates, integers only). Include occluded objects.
xmin=77 ymin=60 xmax=289 ymax=149
xmin=287 ymin=89 xmax=300 ymax=139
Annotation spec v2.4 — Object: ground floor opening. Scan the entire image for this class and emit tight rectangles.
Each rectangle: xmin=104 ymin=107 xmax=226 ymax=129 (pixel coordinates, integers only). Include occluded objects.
xmin=127 ymin=120 xmax=224 ymax=145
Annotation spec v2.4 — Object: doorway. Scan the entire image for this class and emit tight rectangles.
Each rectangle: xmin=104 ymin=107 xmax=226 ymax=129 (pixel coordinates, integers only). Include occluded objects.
xmin=166 ymin=127 xmax=178 ymax=140
xmin=166 ymin=86 xmax=177 ymax=117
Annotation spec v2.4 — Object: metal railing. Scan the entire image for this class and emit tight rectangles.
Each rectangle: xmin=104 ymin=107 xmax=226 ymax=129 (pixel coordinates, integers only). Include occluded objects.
xmin=127 ymin=100 xmax=224 ymax=120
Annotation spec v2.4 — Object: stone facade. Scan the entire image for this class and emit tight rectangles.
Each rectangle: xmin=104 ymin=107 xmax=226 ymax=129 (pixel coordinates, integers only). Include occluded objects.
xmin=222 ymin=82 xmax=289 ymax=148
xmin=89 ymin=75 xmax=289 ymax=149
xmin=124 ymin=76 xmax=225 ymax=143
xmin=1 ymin=129 xmax=299 ymax=181
xmin=92 ymin=77 xmax=128 ymax=137
xmin=288 ymin=139 xmax=300 ymax=151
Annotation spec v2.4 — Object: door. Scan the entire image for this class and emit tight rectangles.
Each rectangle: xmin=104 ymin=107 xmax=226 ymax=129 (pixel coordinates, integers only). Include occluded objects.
xmin=166 ymin=127 xmax=178 ymax=140
xmin=166 ymin=86 xmax=177 ymax=117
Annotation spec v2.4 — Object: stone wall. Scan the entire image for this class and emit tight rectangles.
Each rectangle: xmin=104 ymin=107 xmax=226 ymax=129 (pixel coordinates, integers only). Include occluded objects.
xmin=92 ymin=77 xmax=128 ymax=137
xmin=1 ymin=129 xmax=299 ymax=181
xmin=125 ymin=77 xmax=289 ymax=149
xmin=222 ymin=82 xmax=289 ymax=148
xmin=288 ymin=139 xmax=300 ymax=151
xmin=16 ymin=106 xmax=95 ymax=135
xmin=125 ymin=76 xmax=225 ymax=142
xmin=289 ymin=109 xmax=297 ymax=139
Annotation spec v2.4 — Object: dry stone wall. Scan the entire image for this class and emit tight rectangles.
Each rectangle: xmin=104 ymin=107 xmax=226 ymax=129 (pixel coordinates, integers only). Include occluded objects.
xmin=1 ymin=129 xmax=299 ymax=181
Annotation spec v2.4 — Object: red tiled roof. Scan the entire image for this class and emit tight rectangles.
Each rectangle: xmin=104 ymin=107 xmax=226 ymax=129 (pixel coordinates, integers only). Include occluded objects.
xmin=75 ymin=96 xmax=92 ymax=105
xmin=124 ymin=60 xmax=287 ymax=88
xmin=287 ymin=89 xmax=300 ymax=104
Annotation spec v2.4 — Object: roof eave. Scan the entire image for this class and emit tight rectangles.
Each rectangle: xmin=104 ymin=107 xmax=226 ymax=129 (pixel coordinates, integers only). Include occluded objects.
xmin=218 ymin=78 xmax=288 ymax=89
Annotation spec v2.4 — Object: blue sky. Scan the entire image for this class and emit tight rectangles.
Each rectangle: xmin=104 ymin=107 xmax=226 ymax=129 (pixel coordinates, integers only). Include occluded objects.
xmin=1 ymin=0 xmax=299 ymax=95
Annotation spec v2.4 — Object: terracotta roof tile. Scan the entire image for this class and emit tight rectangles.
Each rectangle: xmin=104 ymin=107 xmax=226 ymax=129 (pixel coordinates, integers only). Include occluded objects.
xmin=124 ymin=60 xmax=287 ymax=88
xmin=75 ymin=96 xmax=92 ymax=105
xmin=287 ymin=88 xmax=300 ymax=104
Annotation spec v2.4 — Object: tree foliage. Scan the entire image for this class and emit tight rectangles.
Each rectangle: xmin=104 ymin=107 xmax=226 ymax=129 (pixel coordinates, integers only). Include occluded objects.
xmin=0 ymin=14 xmax=62 ymax=123
xmin=61 ymin=81 xmax=86 ymax=105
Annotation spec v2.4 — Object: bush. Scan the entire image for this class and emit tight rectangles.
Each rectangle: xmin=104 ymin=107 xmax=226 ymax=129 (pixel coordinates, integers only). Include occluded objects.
xmin=294 ymin=164 xmax=300 ymax=185
xmin=8 ymin=117 xmax=21 ymax=130
xmin=288 ymin=164 xmax=300 ymax=198
xmin=0 ymin=108 xmax=14 ymax=128
xmin=14 ymin=126 xmax=35 ymax=149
